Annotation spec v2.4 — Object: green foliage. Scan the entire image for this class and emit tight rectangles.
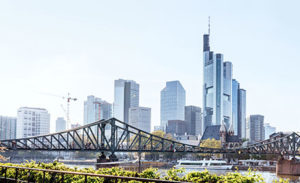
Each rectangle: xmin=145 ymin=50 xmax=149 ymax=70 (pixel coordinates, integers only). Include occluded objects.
xmin=0 ymin=161 xmax=289 ymax=182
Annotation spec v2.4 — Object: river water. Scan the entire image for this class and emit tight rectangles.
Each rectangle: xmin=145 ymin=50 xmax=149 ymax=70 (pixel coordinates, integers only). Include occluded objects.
xmin=65 ymin=164 xmax=300 ymax=183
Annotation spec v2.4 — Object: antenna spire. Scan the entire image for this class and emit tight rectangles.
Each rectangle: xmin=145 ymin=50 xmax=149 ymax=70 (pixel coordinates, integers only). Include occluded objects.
xmin=208 ymin=16 xmax=211 ymax=35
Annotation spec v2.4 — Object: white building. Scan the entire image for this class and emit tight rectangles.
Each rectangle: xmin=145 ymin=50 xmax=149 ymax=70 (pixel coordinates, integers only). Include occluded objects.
xmin=129 ymin=107 xmax=151 ymax=133
xmin=16 ymin=107 xmax=50 ymax=138
xmin=84 ymin=95 xmax=112 ymax=125
xmin=113 ymin=79 xmax=139 ymax=123
xmin=56 ymin=117 xmax=66 ymax=132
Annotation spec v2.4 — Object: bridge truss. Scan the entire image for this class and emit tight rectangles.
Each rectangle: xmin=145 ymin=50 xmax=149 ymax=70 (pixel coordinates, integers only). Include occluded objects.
xmin=0 ymin=118 xmax=299 ymax=156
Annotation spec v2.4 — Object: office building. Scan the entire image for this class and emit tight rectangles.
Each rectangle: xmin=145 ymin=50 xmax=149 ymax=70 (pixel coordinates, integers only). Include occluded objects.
xmin=0 ymin=116 xmax=16 ymax=140
xmin=232 ymin=79 xmax=239 ymax=136
xmin=264 ymin=123 xmax=276 ymax=139
xmin=232 ymin=80 xmax=247 ymax=139
xmin=238 ymin=89 xmax=246 ymax=139
xmin=113 ymin=79 xmax=139 ymax=123
xmin=246 ymin=115 xmax=264 ymax=143
xmin=129 ymin=107 xmax=151 ymax=133
xmin=84 ymin=95 xmax=112 ymax=125
xmin=202 ymin=33 xmax=233 ymax=134
xmin=16 ymin=107 xmax=50 ymax=138
xmin=166 ymin=120 xmax=186 ymax=136
xmin=160 ymin=81 xmax=186 ymax=131
xmin=185 ymin=106 xmax=202 ymax=136
xmin=56 ymin=117 xmax=66 ymax=132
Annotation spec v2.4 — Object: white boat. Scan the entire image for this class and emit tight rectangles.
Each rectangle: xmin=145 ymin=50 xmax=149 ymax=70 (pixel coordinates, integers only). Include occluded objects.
xmin=175 ymin=159 xmax=233 ymax=170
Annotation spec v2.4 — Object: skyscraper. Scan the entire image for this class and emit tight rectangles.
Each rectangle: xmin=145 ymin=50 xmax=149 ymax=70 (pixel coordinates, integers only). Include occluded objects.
xmin=246 ymin=115 xmax=264 ymax=143
xmin=185 ymin=106 xmax=202 ymax=136
xmin=129 ymin=107 xmax=151 ymax=133
xmin=160 ymin=81 xmax=186 ymax=130
xmin=0 ymin=116 xmax=16 ymax=140
xmin=232 ymin=79 xmax=240 ymax=136
xmin=84 ymin=95 xmax=112 ymax=125
xmin=202 ymin=33 xmax=233 ymax=134
xmin=56 ymin=117 xmax=66 ymax=132
xmin=16 ymin=107 xmax=50 ymax=138
xmin=113 ymin=79 xmax=139 ymax=123
xmin=264 ymin=123 xmax=276 ymax=139
xmin=238 ymin=89 xmax=246 ymax=139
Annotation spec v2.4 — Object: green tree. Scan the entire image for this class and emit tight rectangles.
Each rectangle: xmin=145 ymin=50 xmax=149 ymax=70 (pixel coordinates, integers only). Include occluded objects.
xmin=0 ymin=146 xmax=5 ymax=161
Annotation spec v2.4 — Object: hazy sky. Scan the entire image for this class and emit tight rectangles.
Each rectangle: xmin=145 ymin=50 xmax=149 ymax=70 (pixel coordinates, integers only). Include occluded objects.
xmin=0 ymin=0 xmax=299 ymax=132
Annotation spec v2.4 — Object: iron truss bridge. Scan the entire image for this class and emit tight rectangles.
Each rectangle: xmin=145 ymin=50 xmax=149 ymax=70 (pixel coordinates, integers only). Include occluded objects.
xmin=0 ymin=118 xmax=299 ymax=156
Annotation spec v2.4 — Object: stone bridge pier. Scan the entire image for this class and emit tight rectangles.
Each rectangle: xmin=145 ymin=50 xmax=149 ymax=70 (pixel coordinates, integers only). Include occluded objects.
xmin=276 ymin=158 xmax=300 ymax=176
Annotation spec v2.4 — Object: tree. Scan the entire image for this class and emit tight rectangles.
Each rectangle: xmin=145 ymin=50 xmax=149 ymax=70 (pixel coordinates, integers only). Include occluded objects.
xmin=200 ymin=138 xmax=221 ymax=149
xmin=0 ymin=146 xmax=6 ymax=161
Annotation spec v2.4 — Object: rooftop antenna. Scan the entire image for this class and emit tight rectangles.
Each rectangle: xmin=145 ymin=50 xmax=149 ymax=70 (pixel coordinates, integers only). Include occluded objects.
xmin=208 ymin=16 xmax=211 ymax=35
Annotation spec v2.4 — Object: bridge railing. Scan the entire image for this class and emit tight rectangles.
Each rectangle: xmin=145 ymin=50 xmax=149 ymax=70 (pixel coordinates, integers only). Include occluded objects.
xmin=0 ymin=165 xmax=185 ymax=183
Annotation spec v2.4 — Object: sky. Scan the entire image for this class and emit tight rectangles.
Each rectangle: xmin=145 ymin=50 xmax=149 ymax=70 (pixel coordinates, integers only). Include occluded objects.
xmin=0 ymin=0 xmax=299 ymax=133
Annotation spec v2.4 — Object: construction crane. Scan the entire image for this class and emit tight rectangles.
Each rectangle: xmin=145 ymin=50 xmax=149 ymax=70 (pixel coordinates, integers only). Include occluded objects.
xmin=63 ymin=93 xmax=77 ymax=129
xmin=39 ymin=92 xmax=77 ymax=129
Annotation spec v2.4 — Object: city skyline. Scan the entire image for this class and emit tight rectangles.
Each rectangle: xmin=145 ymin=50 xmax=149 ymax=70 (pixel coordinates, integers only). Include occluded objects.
xmin=0 ymin=1 xmax=299 ymax=133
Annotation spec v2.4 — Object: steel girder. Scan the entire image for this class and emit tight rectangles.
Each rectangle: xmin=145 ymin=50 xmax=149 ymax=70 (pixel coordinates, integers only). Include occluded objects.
xmin=0 ymin=118 xmax=299 ymax=156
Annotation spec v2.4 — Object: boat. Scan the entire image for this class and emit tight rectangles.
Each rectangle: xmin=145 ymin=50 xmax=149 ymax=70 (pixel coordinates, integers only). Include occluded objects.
xmin=175 ymin=159 xmax=233 ymax=170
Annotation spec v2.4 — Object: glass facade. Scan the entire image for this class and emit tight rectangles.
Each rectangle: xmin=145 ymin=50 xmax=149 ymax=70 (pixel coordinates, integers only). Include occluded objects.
xmin=264 ymin=123 xmax=276 ymax=140
xmin=246 ymin=115 xmax=264 ymax=143
xmin=232 ymin=79 xmax=239 ymax=136
xmin=185 ymin=106 xmax=202 ymax=136
xmin=0 ymin=116 xmax=16 ymax=140
xmin=238 ymin=89 xmax=246 ymax=139
xmin=56 ymin=117 xmax=66 ymax=132
xmin=84 ymin=95 xmax=112 ymax=125
xmin=129 ymin=107 xmax=151 ymax=133
xmin=160 ymin=81 xmax=186 ymax=130
xmin=113 ymin=79 xmax=139 ymax=123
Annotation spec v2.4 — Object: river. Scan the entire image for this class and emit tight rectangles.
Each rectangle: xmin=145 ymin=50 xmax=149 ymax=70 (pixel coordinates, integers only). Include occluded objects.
xmin=64 ymin=164 xmax=300 ymax=183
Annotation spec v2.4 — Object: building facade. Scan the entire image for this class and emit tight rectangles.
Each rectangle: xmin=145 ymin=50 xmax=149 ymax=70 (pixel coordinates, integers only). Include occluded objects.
xmin=113 ymin=79 xmax=139 ymax=123
xmin=129 ymin=107 xmax=151 ymax=133
xmin=16 ymin=107 xmax=50 ymax=138
xmin=166 ymin=120 xmax=186 ymax=136
xmin=84 ymin=95 xmax=112 ymax=125
xmin=185 ymin=106 xmax=202 ymax=136
xmin=160 ymin=81 xmax=186 ymax=131
xmin=232 ymin=80 xmax=247 ymax=139
xmin=202 ymin=34 xmax=233 ymax=134
xmin=56 ymin=117 xmax=66 ymax=132
xmin=0 ymin=116 xmax=16 ymax=140
xmin=246 ymin=115 xmax=264 ymax=143
xmin=238 ymin=89 xmax=247 ymax=139
xmin=264 ymin=123 xmax=276 ymax=140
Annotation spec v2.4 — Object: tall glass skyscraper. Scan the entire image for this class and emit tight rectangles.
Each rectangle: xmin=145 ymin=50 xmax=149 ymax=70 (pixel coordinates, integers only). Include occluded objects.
xmin=0 ymin=116 xmax=16 ymax=140
xmin=113 ymin=79 xmax=139 ymax=123
xmin=232 ymin=79 xmax=240 ymax=136
xmin=202 ymin=34 xmax=233 ymax=134
xmin=84 ymin=95 xmax=112 ymax=125
xmin=160 ymin=81 xmax=186 ymax=131
xmin=238 ymin=89 xmax=246 ymax=139
xmin=185 ymin=106 xmax=202 ymax=136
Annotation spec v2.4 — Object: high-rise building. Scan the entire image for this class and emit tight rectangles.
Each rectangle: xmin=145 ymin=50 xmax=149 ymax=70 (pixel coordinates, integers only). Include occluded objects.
xmin=232 ymin=80 xmax=247 ymax=139
xmin=166 ymin=120 xmax=186 ymax=136
xmin=264 ymin=123 xmax=276 ymax=139
xmin=16 ymin=107 xmax=50 ymax=138
xmin=202 ymin=33 xmax=233 ymax=134
xmin=113 ymin=79 xmax=139 ymax=123
xmin=238 ymin=89 xmax=246 ymax=139
xmin=160 ymin=81 xmax=186 ymax=131
xmin=232 ymin=79 xmax=240 ymax=136
xmin=185 ymin=106 xmax=202 ymax=136
xmin=56 ymin=117 xmax=66 ymax=132
xmin=129 ymin=107 xmax=151 ymax=133
xmin=0 ymin=116 xmax=16 ymax=140
xmin=246 ymin=115 xmax=264 ymax=143
xmin=84 ymin=95 xmax=112 ymax=125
